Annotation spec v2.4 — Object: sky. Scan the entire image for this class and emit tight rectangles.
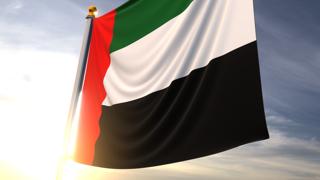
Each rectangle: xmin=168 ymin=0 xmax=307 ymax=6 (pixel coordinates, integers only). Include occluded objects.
xmin=0 ymin=0 xmax=319 ymax=179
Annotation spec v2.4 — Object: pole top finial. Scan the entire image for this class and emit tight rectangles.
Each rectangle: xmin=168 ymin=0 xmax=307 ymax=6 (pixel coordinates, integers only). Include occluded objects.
xmin=87 ymin=5 xmax=98 ymax=18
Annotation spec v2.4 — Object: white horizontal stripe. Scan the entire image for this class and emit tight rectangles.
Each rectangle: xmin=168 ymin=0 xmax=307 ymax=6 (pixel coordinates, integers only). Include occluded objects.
xmin=103 ymin=0 xmax=256 ymax=106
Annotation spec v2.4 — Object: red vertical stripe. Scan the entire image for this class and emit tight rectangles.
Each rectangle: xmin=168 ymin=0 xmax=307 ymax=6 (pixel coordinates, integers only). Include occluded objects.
xmin=74 ymin=10 xmax=116 ymax=164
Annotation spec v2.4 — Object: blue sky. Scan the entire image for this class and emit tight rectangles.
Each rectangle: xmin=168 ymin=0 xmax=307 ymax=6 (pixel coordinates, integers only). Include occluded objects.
xmin=0 ymin=0 xmax=319 ymax=179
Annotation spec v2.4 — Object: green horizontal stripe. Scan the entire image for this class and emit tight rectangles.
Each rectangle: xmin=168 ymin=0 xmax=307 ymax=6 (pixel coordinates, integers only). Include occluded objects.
xmin=110 ymin=0 xmax=193 ymax=52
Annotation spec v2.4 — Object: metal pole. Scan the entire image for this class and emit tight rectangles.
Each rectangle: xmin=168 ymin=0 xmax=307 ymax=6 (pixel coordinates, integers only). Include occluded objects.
xmin=56 ymin=6 xmax=97 ymax=180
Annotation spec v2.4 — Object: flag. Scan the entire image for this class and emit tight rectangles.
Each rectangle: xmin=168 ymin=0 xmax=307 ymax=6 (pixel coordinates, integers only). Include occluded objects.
xmin=74 ymin=0 xmax=269 ymax=169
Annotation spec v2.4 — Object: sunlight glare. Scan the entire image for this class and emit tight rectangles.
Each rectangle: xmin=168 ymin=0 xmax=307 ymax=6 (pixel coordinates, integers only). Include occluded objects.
xmin=0 ymin=49 xmax=77 ymax=179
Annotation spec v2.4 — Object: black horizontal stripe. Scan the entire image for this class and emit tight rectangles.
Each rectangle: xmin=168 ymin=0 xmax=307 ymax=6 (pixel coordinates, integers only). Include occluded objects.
xmin=93 ymin=41 xmax=269 ymax=168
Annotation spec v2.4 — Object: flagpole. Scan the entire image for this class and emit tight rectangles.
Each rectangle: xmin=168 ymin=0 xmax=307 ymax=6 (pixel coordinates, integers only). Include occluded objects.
xmin=56 ymin=6 xmax=97 ymax=180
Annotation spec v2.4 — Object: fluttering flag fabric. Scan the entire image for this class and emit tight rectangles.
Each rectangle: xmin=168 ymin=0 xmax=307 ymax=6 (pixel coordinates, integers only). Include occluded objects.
xmin=74 ymin=0 xmax=269 ymax=169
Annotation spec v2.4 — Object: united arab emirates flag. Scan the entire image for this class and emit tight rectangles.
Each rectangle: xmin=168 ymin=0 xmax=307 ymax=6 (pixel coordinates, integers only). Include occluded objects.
xmin=74 ymin=0 xmax=269 ymax=169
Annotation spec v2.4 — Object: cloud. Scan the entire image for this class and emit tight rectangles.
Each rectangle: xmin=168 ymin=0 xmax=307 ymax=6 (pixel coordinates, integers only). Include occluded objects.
xmin=267 ymin=115 xmax=297 ymax=125
xmin=0 ymin=0 xmax=85 ymax=54
xmin=4 ymin=0 xmax=23 ymax=13
xmin=254 ymin=0 xmax=320 ymax=140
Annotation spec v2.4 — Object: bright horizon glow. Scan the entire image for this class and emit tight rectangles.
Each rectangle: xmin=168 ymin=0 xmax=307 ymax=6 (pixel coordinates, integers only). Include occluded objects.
xmin=0 ymin=49 xmax=77 ymax=180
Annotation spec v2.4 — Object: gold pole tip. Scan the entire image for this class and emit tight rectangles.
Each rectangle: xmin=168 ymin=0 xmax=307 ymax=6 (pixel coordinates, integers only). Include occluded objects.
xmin=88 ymin=5 xmax=98 ymax=17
